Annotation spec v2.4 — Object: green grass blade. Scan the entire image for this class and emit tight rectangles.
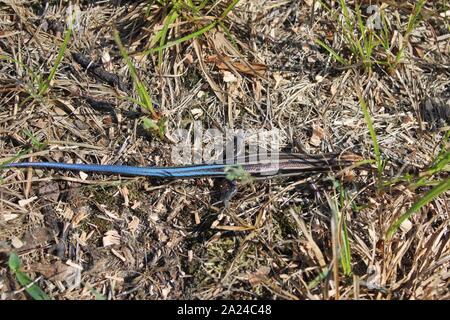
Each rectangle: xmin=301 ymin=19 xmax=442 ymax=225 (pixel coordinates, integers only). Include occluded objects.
xmin=387 ymin=178 xmax=450 ymax=240
xmin=8 ymin=252 xmax=20 ymax=271
xmin=327 ymin=184 xmax=352 ymax=277
xmin=413 ymin=150 xmax=450 ymax=189
xmin=84 ymin=284 xmax=107 ymax=300
xmin=115 ymin=30 xmax=165 ymax=137
xmin=220 ymin=0 xmax=240 ymax=20
xmin=218 ymin=21 xmax=239 ymax=51
xmin=307 ymin=268 xmax=330 ymax=290
xmin=197 ymin=0 xmax=210 ymax=11
xmin=8 ymin=252 xmax=50 ymax=300
xmin=339 ymin=0 xmax=352 ymax=32
xmin=119 ymin=95 xmax=153 ymax=112
xmin=145 ymin=0 xmax=156 ymax=17
xmin=157 ymin=9 xmax=180 ymax=66
xmin=143 ymin=0 xmax=239 ymax=57
xmin=435 ymin=130 xmax=450 ymax=162
xmin=405 ymin=0 xmax=426 ymax=38
xmin=340 ymin=216 xmax=352 ymax=276
xmin=356 ymin=3 xmax=369 ymax=64
xmin=23 ymin=129 xmax=46 ymax=150
xmin=338 ymin=183 xmax=352 ymax=276
xmin=359 ymin=94 xmax=382 ymax=177
xmin=39 ymin=21 xmax=73 ymax=96
xmin=315 ymin=39 xmax=347 ymax=65
xmin=145 ymin=20 xmax=218 ymax=54
xmin=114 ymin=30 xmax=156 ymax=117
xmin=15 ymin=271 xmax=50 ymax=300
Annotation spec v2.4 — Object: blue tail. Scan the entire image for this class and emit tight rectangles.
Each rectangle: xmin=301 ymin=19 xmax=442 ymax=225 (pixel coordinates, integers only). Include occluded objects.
xmin=4 ymin=162 xmax=228 ymax=178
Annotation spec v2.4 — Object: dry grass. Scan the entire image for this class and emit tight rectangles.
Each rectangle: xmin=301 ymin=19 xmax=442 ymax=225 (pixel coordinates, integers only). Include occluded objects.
xmin=0 ymin=0 xmax=449 ymax=300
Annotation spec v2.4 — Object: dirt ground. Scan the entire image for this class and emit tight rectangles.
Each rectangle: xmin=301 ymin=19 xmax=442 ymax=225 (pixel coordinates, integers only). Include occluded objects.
xmin=0 ymin=1 xmax=449 ymax=300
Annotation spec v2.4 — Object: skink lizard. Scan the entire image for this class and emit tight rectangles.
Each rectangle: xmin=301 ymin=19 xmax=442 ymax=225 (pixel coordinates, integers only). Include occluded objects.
xmin=3 ymin=152 xmax=362 ymax=179
xmin=2 ymin=152 xmax=362 ymax=204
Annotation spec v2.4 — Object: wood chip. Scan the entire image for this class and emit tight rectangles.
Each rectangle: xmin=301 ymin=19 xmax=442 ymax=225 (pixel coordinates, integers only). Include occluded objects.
xmin=79 ymin=171 xmax=88 ymax=180
xmin=2 ymin=213 xmax=19 ymax=222
xmin=194 ymin=211 xmax=201 ymax=225
xmin=66 ymin=260 xmax=83 ymax=271
xmin=103 ymin=230 xmax=121 ymax=247
xmin=223 ymin=70 xmax=238 ymax=83
xmin=400 ymin=219 xmax=413 ymax=233
xmin=11 ymin=236 xmax=24 ymax=249
xmin=191 ymin=108 xmax=204 ymax=118
xmin=128 ymin=216 xmax=140 ymax=234
xmin=18 ymin=196 xmax=38 ymax=207
xmin=111 ymin=248 xmax=126 ymax=262
xmin=120 ymin=186 xmax=130 ymax=207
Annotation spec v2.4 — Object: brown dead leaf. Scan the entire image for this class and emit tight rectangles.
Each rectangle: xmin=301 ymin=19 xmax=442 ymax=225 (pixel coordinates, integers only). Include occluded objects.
xmin=309 ymin=124 xmax=325 ymax=147
xmin=413 ymin=46 xmax=425 ymax=59
xmin=213 ymin=225 xmax=254 ymax=232
xmin=254 ymin=80 xmax=263 ymax=102
xmin=34 ymin=118 xmax=47 ymax=129
xmin=248 ymin=266 xmax=270 ymax=287
xmin=185 ymin=53 xmax=194 ymax=64
xmin=31 ymin=260 xmax=77 ymax=282
xmin=38 ymin=182 xmax=60 ymax=202
xmin=21 ymin=227 xmax=52 ymax=251
xmin=207 ymin=54 xmax=267 ymax=77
